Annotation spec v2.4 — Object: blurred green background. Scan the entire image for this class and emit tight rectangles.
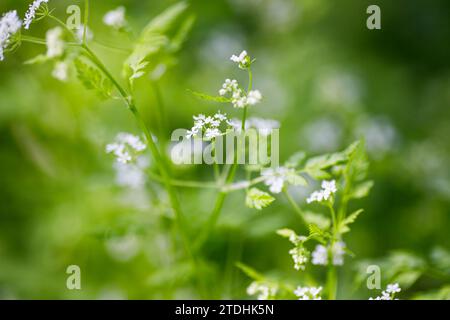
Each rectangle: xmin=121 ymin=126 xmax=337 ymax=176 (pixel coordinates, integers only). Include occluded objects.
xmin=0 ymin=0 xmax=449 ymax=299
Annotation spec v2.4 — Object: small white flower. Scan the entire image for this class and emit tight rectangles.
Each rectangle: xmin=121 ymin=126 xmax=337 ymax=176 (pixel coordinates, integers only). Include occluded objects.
xmin=24 ymin=0 xmax=48 ymax=30
xmin=219 ymin=79 xmax=238 ymax=96
xmin=106 ymin=133 xmax=147 ymax=164
xmin=289 ymin=246 xmax=309 ymax=271
xmin=113 ymin=155 xmax=150 ymax=189
xmin=370 ymin=283 xmax=401 ymax=300
xmin=247 ymin=90 xmax=262 ymax=105
xmin=46 ymin=27 xmax=64 ymax=58
xmin=230 ymin=50 xmax=251 ymax=69
xmin=306 ymin=180 xmax=337 ymax=203
xmin=294 ymin=286 xmax=322 ymax=300
xmin=103 ymin=6 xmax=127 ymax=30
xmin=311 ymin=241 xmax=346 ymax=266
xmin=52 ymin=61 xmax=68 ymax=81
xmin=247 ymin=281 xmax=277 ymax=300
xmin=0 ymin=11 xmax=22 ymax=61
xmin=311 ymin=244 xmax=328 ymax=266
xmin=386 ymin=283 xmax=401 ymax=294
xmin=186 ymin=111 xmax=231 ymax=140
xmin=261 ymin=166 xmax=297 ymax=194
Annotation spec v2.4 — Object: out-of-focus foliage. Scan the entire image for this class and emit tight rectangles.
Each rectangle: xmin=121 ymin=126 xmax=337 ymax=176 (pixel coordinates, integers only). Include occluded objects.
xmin=0 ymin=0 xmax=449 ymax=299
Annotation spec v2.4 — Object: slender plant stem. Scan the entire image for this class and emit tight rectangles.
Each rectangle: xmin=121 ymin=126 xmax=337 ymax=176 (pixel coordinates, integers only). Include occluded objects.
xmin=79 ymin=44 xmax=195 ymax=263
xmin=283 ymin=189 xmax=307 ymax=226
xmin=21 ymin=36 xmax=47 ymax=45
xmin=193 ymin=67 xmax=252 ymax=251
xmin=83 ymin=0 xmax=89 ymax=44
xmin=326 ymin=201 xmax=338 ymax=299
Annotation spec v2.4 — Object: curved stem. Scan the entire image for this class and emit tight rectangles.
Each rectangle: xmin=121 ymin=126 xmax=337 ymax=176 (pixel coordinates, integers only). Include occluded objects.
xmin=83 ymin=0 xmax=89 ymax=44
xmin=284 ymin=189 xmax=307 ymax=226
xmin=80 ymin=44 xmax=194 ymax=262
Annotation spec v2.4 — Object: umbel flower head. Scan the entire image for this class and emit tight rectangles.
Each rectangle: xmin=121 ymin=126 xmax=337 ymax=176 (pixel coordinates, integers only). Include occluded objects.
xmin=218 ymin=78 xmax=262 ymax=108
xmin=0 ymin=10 xmax=22 ymax=61
xmin=230 ymin=50 xmax=251 ymax=69
xmin=24 ymin=0 xmax=49 ymax=30
xmin=306 ymin=180 xmax=337 ymax=203
xmin=186 ymin=111 xmax=231 ymax=140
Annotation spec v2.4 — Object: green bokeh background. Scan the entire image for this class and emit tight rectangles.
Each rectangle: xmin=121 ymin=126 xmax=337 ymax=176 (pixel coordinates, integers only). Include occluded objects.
xmin=0 ymin=0 xmax=449 ymax=299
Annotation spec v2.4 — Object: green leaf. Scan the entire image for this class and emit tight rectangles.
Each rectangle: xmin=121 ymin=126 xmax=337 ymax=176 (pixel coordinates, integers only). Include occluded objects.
xmin=276 ymin=228 xmax=297 ymax=239
xmin=246 ymin=188 xmax=275 ymax=210
xmin=74 ymin=58 xmax=113 ymax=99
xmin=349 ymin=180 xmax=374 ymax=199
xmin=236 ymin=262 xmax=265 ymax=281
xmin=24 ymin=54 xmax=50 ymax=65
xmin=338 ymin=209 xmax=363 ymax=234
xmin=286 ymin=172 xmax=308 ymax=187
xmin=169 ymin=15 xmax=196 ymax=52
xmin=188 ymin=90 xmax=232 ymax=103
xmin=303 ymin=211 xmax=331 ymax=230
xmin=123 ymin=2 xmax=189 ymax=81
xmin=308 ymin=224 xmax=330 ymax=243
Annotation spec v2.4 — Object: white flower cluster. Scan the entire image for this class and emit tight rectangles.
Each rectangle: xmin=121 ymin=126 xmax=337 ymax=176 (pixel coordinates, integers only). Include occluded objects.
xmin=289 ymin=246 xmax=309 ymax=271
xmin=230 ymin=50 xmax=251 ymax=69
xmin=247 ymin=281 xmax=277 ymax=300
xmin=103 ymin=6 xmax=127 ymax=30
xmin=311 ymin=241 xmax=346 ymax=266
xmin=261 ymin=166 xmax=298 ymax=194
xmin=106 ymin=132 xmax=147 ymax=164
xmin=219 ymin=78 xmax=262 ymax=108
xmin=369 ymin=283 xmax=401 ymax=300
xmin=294 ymin=286 xmax=322 ymax=300
xmin=306 ymin=180 xmax=337 ymax=203
xmin=24 ymin=0 xmax=48 ymax=30
xmin=186 ymin=112 xmax=231 ymax=140
xmin=46 ymin=27 xmax=64 ymax=58
xmin=0 ymin=11 xmax=22 ymax=61
xmin=113 ymin=155 xmax=150 ymax=189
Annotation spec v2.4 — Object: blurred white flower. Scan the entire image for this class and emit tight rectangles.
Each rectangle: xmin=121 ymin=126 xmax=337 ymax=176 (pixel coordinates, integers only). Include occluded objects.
xmin=0 ymin=11 xmax=22 ymax=61
xmin=311 ymin=241 xmax=346 ymax=266
xmin=311 ymin=244 xmax=328 ymax=265
xmin=294 ymin=286 xmax=322 ymax=300
xmin=386 ymin=283 xmax=401 ymax=294
xmin=105 ymin=234 xmax=140 ymax=262
xmin=106 ymin=132 xmax=147 ymax=164
xmin=46 ymin=27 xmax=64 ymax=58
xmin=247 ymin=281 xmax=277 ymax=300
xmin=316 ymin=71 xmax=362 ymax=107
xmin=114 ymin=156 xmax=150 ymax=189
xmin=247 ymin=90 xmax=262 ymax=105
xmin=355 ymin=117 xmax=397 ymax=159
xmin=103 ymin=6 xmax=127 ymax=30
xmin=24 ymin=0 xmax=48 ymax=30
xmin=52 ymin=61 xmax=68 ymax=81
xmin=303 ymin=118 xmax=342 ymax=152
xmin=261 ymin=166 xmax=297 ymax=194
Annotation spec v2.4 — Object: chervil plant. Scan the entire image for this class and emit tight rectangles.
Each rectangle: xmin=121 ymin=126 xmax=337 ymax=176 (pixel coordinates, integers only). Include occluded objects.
xmin=1 ymin=0 xmax=378 ymax=300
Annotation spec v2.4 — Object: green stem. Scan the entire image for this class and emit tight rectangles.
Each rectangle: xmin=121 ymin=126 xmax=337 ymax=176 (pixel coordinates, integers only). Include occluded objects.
xmin=80 ymin=45 xmax=194 ymax=262
xmin=83 ymin=0 xmax=89 ymax=44
xmin=193 ymin=67 xmax=253 ymax=251
xmin=283 ymin=189 xmax=307 ymax=226
xmin=326 ymin=264 xmax=337 ymax=300
xmin=20 ymin=35 xmax=47 ymax=45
